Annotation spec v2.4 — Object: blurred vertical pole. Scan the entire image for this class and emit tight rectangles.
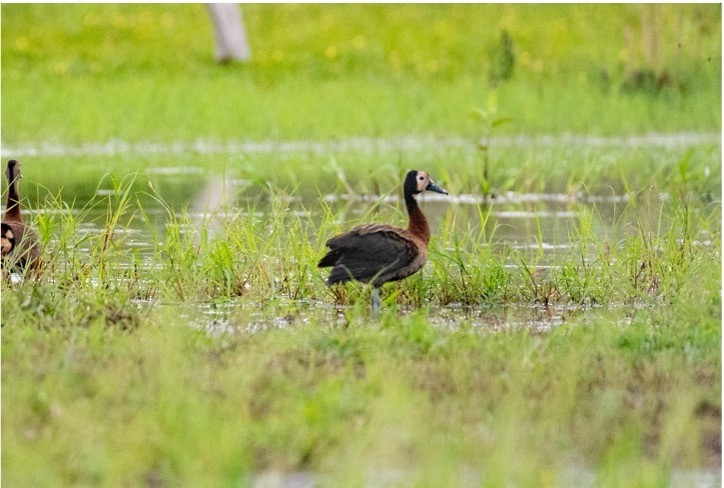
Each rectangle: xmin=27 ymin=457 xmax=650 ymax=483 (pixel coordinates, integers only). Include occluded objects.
xmin=206 ymin=3 xmax=251 ymax=64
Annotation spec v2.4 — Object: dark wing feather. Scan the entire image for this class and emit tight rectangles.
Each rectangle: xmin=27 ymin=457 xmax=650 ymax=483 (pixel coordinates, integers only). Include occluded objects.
xmin=318 ymin=226 xmax=417 ymax=286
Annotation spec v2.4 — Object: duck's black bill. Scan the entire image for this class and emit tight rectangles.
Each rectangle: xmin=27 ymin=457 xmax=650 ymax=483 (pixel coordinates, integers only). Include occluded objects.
xmin=426 ymin=181 xmax=448 ymax=195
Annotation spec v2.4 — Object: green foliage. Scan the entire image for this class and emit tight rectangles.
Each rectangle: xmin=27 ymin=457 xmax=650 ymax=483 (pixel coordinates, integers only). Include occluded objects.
xmin=489 ymin=29 xmax=516 ymax=86
xmin=2 ymin=4 xmax=721 ymax=142
xmin=4 ymin=165 xmax=719 ymax=308
xmin=4 ymin=297 xmax=719 ymax=485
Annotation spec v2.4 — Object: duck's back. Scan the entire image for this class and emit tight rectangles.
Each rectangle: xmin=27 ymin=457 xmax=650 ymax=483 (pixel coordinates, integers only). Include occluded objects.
xmin=318 ymin=224 xmax=425 ymax=286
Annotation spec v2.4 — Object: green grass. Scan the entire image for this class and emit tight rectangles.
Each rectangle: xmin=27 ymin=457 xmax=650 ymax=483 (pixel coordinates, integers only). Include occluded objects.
xmin=2 ymin=4 xmax=721 ymax=143
xmin=2 ymin=173 xmax=721 ymax=485
xmin=3 ymin=294 xmax=720 ymax=486
xmin=10 ymin=173 xmax=719 ymax=307
xmin=9 ymin=140 xmax=723 ymax=208
xmin=1 ymin=4 xmax=721 ymax=487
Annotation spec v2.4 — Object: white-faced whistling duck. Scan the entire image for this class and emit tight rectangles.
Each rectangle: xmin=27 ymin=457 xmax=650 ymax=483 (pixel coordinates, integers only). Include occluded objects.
xmin=2 ymin=159 xmax=41 ymax=276
xmin=318 ymin=170 xmax=448 ymax=313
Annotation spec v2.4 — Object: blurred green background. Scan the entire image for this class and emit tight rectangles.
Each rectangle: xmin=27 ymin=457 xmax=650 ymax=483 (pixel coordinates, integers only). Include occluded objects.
xmin=2 ymin=3 xmax=721 ymax=144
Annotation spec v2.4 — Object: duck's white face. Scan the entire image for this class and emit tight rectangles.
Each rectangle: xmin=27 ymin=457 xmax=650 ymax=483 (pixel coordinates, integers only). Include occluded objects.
xmin=1 ymin=227 xmax=14 ymax=255
xmin=415 ymin=171 xmax=432 ymax=193
xmin=413 ymin=171 xmax=448 ymax=195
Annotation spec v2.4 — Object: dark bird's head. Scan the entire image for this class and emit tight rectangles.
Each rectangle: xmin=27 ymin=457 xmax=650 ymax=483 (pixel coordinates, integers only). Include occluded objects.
xmin=5 ymin=159 xmax=21 ymax=184
xmin=404 ymin=170 xmax=448 ymax=196
xmin=1 ymin=223 xmax=15 ymax=256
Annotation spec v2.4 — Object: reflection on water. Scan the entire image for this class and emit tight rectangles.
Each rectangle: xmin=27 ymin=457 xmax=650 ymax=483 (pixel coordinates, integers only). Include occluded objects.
xmin=20 ymin=169 xmax=657 ymax=255
xmin=177 ymin=299 xmax=579 ymax=337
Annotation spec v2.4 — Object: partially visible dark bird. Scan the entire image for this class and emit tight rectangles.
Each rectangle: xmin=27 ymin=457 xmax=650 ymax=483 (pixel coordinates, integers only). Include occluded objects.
xmin=2 ymin=159 xmax=41 ymax=276
xmin=318 ymin=170 xmax=448 ymax=312
xmin=1 ymin=222 xmax=15 ymax=281
xmin=1 ymin=222 xmax=15 ymax=256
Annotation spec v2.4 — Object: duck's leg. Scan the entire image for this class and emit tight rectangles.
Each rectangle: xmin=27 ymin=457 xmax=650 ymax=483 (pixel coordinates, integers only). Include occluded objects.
xmin=371 ymin=287 xmax=381 ymax=315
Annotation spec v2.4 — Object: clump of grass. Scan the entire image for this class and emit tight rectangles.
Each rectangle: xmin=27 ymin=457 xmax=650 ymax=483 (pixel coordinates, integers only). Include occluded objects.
xmin=15 ymin=142 xmax=721 ymax=217
xmin=4 ymin=298 xmax=720 ymax=485
xmin=425 ymin=203 xmax=512 ymax=305
xmin=2 ymin=175 xmax=151 ymax=333
xmin=7 ymin=168 xmax=719 ymax=313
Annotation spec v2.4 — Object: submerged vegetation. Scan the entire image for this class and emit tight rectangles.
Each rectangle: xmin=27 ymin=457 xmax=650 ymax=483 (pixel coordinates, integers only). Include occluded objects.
xmin=2 ymin=3 xmax=721 ymax=487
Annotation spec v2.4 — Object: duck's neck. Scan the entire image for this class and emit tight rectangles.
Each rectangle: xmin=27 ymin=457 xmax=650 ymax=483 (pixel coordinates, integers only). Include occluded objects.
xmin=405 ymin=193 xmax=430 ymax=245
xmin=4 ymin=175 xmax=21 ymax=222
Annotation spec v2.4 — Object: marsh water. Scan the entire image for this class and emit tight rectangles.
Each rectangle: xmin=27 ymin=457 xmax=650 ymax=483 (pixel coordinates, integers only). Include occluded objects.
xmin=3 ymin=133 xmax=720 ymax=332
xmin=10 ymin=166 xmax=687 ymax=328
xmin=19 ymin=167 xmax=645 ymax=260
xmin=22 ymin=165 xmax=646 ymax=254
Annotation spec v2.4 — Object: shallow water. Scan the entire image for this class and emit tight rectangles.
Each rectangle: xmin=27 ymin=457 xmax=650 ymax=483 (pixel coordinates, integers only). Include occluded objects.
xmin=26 ymin=168 xmax=650 ymax=253
xmin=4 ymin=163 xmax=715 ymax=333
xmin=29 ymin=187 xmax=644 ymax=276
xmin=10 ymin=169 xmax=666 ymax=258
xmin=166 ymin=298 xmax=576 ymax=337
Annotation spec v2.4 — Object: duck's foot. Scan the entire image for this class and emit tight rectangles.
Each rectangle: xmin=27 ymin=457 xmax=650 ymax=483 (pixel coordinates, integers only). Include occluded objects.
xmin=371 ymin=287 xmax=381 ymax=315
